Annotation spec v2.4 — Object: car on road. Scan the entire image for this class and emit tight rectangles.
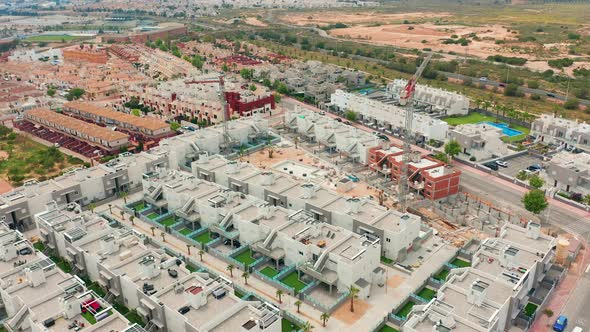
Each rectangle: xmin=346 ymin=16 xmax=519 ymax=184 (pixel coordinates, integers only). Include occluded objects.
xmin=484 ymin=162 xmax=499 ymax=171
xmin=343 ymin=120 xmax=352 ymax=125
xmin=495 ymin=160 xmax=508 ymax=167
xmin=479 ymin=77 xmax=488 ymax=82
xmin=552 ymin=315 xmax=568 ymax=332
xmin=347 ymin=174 xmax=360 ymax=182
xmin=335 ymin=118 xmax=342 ymax=122
xmin=547 ymin=93 xmax=556 ymax=98
xmin=319 ymin=111 xmax=326 ymax=115
xmin=499 ymin=83 xmax=506 ymax=87
xmin=377 ymin=134 xmax=390 ymax=141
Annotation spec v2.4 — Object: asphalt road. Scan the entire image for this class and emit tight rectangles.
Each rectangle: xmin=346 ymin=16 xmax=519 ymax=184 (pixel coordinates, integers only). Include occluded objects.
xmin=458 ymin=166 xmax=590 ymax=238
xmin=562 ymin=266 xmax=590 ymax=331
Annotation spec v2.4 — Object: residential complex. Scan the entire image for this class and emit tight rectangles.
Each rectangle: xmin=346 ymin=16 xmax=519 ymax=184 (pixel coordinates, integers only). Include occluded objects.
xmin=330 ymin=89 xmax=449 ymax=141
xmin=532 ymin=114 xmax=590 ymax=152
xmin=63 ymin=101 xmax=172 ymax=141
xmin=545 ymin=151 xmax=590 ymax=195
xmin=62 ymin=45 xmax=109 ymax=64
xmin=122 ymin=77 xmax=275 ymax=125
xmin=449 ymin=123 xmax=509 ymax=160
xmin=22 ymin=108 xmax=130 ymax=153
xmin=99 ymin=23 xmax=188 ymax=44
xmin=387 ymin=79 xmax=470 ymax=116
xmin=368 ymin=147 xmax=461 ymax=200
xmin=404 ymin=222 xmax=561 ymax=332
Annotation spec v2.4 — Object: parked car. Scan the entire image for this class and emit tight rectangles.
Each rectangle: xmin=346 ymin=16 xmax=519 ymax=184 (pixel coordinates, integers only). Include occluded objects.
xmin=178 ymin=306 xmax=190 ymax=314
xmin=528 ymin=164 xmax=542 ymax=171
xmin=484 ymin=162 xmax=499 ymax=171
xmin=553 ymin=315 xmax=568 ymax=332
xmin=335 ymin=118 xmax=342 ymax=122
xmin=572 ymin=327 xmax=583 ymax=332
xmin=347 ymin=174 xmax=360 ymax=182
xmin=377 ymin=134 xmax=390 ymax=141
xmin=319 ymin=111 xmax=326 ymax=115
xmin=343 ymin=120 xmax=352 ymax=126
xmin=495 ymin=160 xmax=508 ymax=167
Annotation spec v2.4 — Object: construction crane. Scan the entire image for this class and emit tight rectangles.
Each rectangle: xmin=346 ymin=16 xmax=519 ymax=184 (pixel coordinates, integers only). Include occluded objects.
xmin=184 ymin=75 xmax=234 ymax=149
xmin=397 ymin=52 xmax=432 ymax=212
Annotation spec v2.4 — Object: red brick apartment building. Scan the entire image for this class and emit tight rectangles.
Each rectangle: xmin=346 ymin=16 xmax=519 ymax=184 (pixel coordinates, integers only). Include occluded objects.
xmin=368 ymin=146 xmax=461 ymax=200
xmin=63 ymin=45 xmax=108 ymax=64
xmin=99 ymin=25 xmax=187 ymax=44
xmin=225 ymin=92 xmax=275 ymax=117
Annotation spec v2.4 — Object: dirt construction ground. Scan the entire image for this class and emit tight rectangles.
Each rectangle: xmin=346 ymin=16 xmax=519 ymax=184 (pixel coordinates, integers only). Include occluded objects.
xmin=281 ymin=11 xmax=451 ymax=26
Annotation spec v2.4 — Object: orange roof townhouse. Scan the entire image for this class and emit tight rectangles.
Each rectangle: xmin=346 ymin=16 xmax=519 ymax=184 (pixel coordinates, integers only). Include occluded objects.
xmin=23 ymin=108 xmax=129 ymax=153
xmin=63 ymin=101 xmax=173 ymax=141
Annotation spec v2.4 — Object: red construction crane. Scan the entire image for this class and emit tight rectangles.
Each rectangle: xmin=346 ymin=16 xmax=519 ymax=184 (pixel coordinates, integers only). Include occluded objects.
xmin=398 ymin=52 xmax=432 ymax=212
xmin=184 ymin=75 xmax=233 ymax=148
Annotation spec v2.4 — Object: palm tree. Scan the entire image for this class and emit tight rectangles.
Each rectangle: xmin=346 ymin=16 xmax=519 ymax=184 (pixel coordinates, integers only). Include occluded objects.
xmin=301 ymin=321 xmax=313 ymax=332
xmin=129 ymin=215 xmax=135 ymax=226
xmin=120 ymin=210 xmax=125 ymax=221
xmin=88 ymin=203 xmax=96 ymax=213
xmin=227 ymin=264 xmax=234 ymax=277
xmin=293 ymin=136 xmax=299 ymax=149
xmin=119 ymin=191 xmax=128 ymax=204
xmin=267 ymin=144 xmax=275 ymax=159
xmin=320 ymin=312 xmax=330 ymax=327
xmin=348 ymin=285 xmax=359 ymax=312
xmin=108 ymin=204 xmax=112 ymax=214
xmin=276 ymin=289 xmax=284 ymax=303
xmin=150 ymin=226 xmax=156 ymax=236
xmin=242 ymin=271 xmax=249 ymax=285
xmin=294 ymin=300 xmax=302 ymax=313
xmin=482 ymin=100 xmax=492 ymax=112
xmin=198 ymin=249 xmax=205 ymax=261
xmin=160 ymin=232 xmax=166 ymax=242
xmin=186 ymin=244 xmax=192 ymax=255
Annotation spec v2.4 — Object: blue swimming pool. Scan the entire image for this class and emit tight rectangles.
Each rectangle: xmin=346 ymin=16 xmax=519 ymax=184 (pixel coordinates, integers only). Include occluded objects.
xmin=479 ymin=121 xmax=522 ymax=137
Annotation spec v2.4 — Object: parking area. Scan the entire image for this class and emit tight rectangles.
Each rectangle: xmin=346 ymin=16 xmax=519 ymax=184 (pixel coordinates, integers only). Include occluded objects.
xmin=497 ymin=154 xmax=543 ymax=177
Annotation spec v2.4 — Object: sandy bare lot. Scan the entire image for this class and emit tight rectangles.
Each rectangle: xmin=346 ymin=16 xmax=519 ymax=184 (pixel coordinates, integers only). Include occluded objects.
xmin=282 ymin=11 xmax=450 ymax=26
xmin=332 ymin=298 xmax=372 ymax=325
xmin=243 ymin=17 xmax=267 ymax=27
xmin=329 ymin=23 xmax=522 ymax=59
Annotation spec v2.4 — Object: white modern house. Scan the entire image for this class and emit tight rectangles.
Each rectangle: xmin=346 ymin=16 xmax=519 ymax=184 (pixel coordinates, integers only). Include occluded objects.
xmin=330 ymin=90 xmax=449 ymax=141
xmin=532 ymin=114 xmax=590 ymax=152
xmin=449 ymin=123 xmax=509 ymax=160
xmin=387 ymin=79 xmax=470 ymax=116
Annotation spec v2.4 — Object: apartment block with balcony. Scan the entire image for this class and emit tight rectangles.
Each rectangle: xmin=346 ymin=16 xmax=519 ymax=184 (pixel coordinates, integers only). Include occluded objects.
xmin=387 ymin=79 xmax=470 ymax=116
xmin=545 ymin=151 xmax=590 ymax=195
xmin=404 ymin=222 xmax=559 ymax=332
xmin=449 ymin=123 xmax=509 ymax=160
xmin=532 ymin=114 xmax=590 ymax=152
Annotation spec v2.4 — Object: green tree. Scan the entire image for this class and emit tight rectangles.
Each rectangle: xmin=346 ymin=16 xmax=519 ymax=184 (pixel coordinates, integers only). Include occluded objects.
xmin=240 ymin=68 xmax=253 ymax=80
xmin=242 ymin=271 xmax=250 ymax=285
xmin=564 ymin=98 xmax=580 ymax=110
xmin=249 ymin=84 xmax=257 ymax=91
xmin=198 ymin=249 xmax=205 ymax=261
xmin=444 ymin=140 xmax=461 ymax=161
xmin=276 ymin=289 xmax=284 ymax=303
xmin=226 ymin=264 xmax=234 ymax=277
xmin=348 ymin=285 xmax=359 ymax=312
xmin=504 ymin=83 xmax=520 ymax=97
xmin=66 ymin=88 xmax=85 ymax=101
xmin=522 ymin=189 xmax=548 ymax=215
xmin=527 ymin=80 xmax=540 ymax=89
xmin=528 ymin=175 xmax=544 ymax=189
xmin=294 ymin=300 xmax=302 ymax=313
xmin=302 ymin=321 xmax=313 ymax=332
xmin=344 ymin=110 xmax=357 ymax=122
xmin=320 ymin=312 xmax=330 ymax=327
xmin=170 ymin=121 xmax=181 ymax=131
xmin=47 ymin=88 xmax=56 ymax=97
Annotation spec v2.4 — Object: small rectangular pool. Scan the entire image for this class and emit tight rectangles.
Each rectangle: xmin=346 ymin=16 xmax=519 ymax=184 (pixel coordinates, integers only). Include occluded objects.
xmin=479 ymin=121 xmax=522 ymax=137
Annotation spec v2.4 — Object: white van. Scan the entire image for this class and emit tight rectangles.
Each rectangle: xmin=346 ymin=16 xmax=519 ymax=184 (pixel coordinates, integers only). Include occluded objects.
xmin=572 ymin=327 xmax=583 ymax=332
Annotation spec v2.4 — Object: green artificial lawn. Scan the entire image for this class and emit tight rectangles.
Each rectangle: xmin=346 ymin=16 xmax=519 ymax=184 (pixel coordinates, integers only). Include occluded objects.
xmin=132 ymin=203 xmax=145 ymax=211
xmin=87 ymin=283 xmax=106 ymax=297
xmin=259 ymin=266 xmax=279 ymax=278
xmin=396 ymin=301 xmax=416 ymax=319
xmin=234 ymin=249 xmax=257 ymax=266
xmin=33 ymin=241 xmax=45 ymax=252
xmin=50 ymin=255 xmax=72 ymax=273
xmin=234 ymin=290 xmax=245 ymax=298
xmin=81 ymin=311 xmax=97 ymax=324
xmin=185 ymin=264 xmax=198 ymax=272
xmin=378 ymin=325 xmax=400 ymax=332
xmin=443 ymin=113 xmax=497 ymax=125
xmin=524 ymin=302 xmax=538 ymax=317
xmin=147 ymin=212 xmax=159 ymax=220
xmin=159 ymin=216 xmax=177 ymax=226
xmin=179 ymin=228 xmax=193 ymax=236
xmin=451 ymin=258 xmax=471 ymax=268
xmin=281 ymin=318 xmax=301 ymax=332
xmin=124 ymin=310 xmax=145 ymax=327
xmin=25 ymin=35 xmax=81 ymax=42
xmin=112 ymin=302 xmax=129 ymax=315
xmin=434 ymin=269 xmax=450 ymax=281
xmin=381 ymin=256 xmax=394 ymax=264
xmin=280 ymin=272 xmax=307 ymax=292
xmin=417 ymin=288 xmax=437 ymax=301
xmin=192 ymin=232 xmax=213 ymax=244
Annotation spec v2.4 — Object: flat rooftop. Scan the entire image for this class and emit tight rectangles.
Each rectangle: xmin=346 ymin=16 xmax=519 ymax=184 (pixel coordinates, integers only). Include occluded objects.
xmin=112 ymin=252 xmax=188 ymax=292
